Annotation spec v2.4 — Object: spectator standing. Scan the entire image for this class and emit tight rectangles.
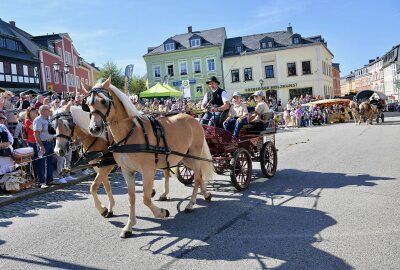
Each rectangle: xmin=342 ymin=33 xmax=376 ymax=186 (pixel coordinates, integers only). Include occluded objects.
xmin=34 ymin=95 xmax=44 ymax=109
xmin=17 ymin=94 xmax=31 ymax=110
xmin=33 ymin=105 xmax=54 ymax=189
xmin=24 ymin=107 xmax=38 ymax=182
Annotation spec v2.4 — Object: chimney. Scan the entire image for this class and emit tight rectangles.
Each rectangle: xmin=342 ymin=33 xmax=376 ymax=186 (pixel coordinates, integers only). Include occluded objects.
xmin=188 ymin=26 xmax=192 ymax=33
xmin=9 ymin=21 xmax=16 ymax=27
xmin=287 ymin=23 xmax=293 ymax=34
xmin=369 ymin=59 xmax=374 ymax=63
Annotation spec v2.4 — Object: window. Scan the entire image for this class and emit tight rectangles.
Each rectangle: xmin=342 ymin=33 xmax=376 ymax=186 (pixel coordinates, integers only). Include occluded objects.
xmin=64 ymin=52 xmax=72 ymax=65
xmin=6 ymin=39 xmax=16 ymax=50
xmin=244 ymin=68 xmax=252 ymax=81
xmin=231 ymin=69 xmax=239 ymax=83
xmin=193 ymin=60 xmax=201 ymax=73
xmin=16 ymin=42 xmax=24 ymax=52
xmin=165 ymin=43 xmax=175 ymax=51
xmin=153 ymin=66 xmax=161 ymax=78
xmin=190 ymin=39 xmax=201 ymax=47
xmin=57 ymin=47 xmax=62 ymax=56
xmin=0 ymin=37 xmax=5 ymax=48
xmin=268 ymin=41 xmax=273 ymax=48
xmin=180 ymin=62 xmax=187 ymax=75
xmin=207 ymin=59 xmax=215 ymax=72
xmin=167 ymin=64 xmax=174 ymax=77
xmin=45 ymin=66 xmax=51 ymax=82
xmin=261 ymin=42 xmax=266 ymax=49
xmin=54 ymin=69 xmax=59 ymax=83
xmin=293 ymin=37 xmax=300 ymax=44
xmin=235 ymin=46 xmax=242 ymax=53
xmin=302 ymin=61 xmax=311 ymax=75
xmin=195 ymin=86 xmax=203 ymax=97
xmin=265 ymin=65 xmax=274 ymax=78
xmin=287 ymin=63 xmax=297 ymax=76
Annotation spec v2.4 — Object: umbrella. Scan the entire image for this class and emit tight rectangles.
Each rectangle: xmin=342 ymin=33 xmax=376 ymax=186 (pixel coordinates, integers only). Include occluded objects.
xmin=355 ymin=90 xmax=387 ymax=101
xmin=140 ymin=83 xmax=182 ymax=98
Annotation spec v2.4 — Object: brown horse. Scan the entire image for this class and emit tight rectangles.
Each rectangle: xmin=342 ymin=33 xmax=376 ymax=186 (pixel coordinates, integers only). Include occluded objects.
xmin=349 ymin=100 xmax=361 ymax=125
xmin=359 ymin=101 xmax=376 ymax=125
xmin=83 ymin=78 xmax=214 ymax=238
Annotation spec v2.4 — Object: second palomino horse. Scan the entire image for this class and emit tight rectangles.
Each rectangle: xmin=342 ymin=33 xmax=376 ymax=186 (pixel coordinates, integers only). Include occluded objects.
xmin=83 ymin=78 xmax=214 ymax=238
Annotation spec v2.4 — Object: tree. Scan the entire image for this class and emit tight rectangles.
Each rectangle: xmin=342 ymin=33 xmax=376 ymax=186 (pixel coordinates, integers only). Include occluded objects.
xmin=130 ymin=75 xmax=147 ymax=95
xmin=97 ymin=61 xmax=125 ymax=89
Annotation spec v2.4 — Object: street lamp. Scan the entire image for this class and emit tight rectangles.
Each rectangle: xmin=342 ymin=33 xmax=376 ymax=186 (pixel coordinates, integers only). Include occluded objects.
xmin=53 ymin=63 xmax=70 ymax=98
xmin=259 ymin=79 xmax=264 ymax=90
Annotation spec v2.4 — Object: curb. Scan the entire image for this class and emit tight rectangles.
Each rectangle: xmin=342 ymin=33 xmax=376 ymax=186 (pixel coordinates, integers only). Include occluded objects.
xmin=0 ymin=173 xmax=95 ymax=208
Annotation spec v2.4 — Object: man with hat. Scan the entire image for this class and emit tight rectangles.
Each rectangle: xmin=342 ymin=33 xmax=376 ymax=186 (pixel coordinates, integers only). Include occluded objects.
xmin=201 ymin=76 xmax=230 ymax=126
xmin=222 ymin=91 xmax=248 ymax=137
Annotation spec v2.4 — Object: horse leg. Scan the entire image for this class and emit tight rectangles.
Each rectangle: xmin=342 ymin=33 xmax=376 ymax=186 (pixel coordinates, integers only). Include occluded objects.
xmin=142 ymin=170 xmax=169 ymax=218
xmin=90 ymin=171 xmax=109 ymax=217
xmin=120 ymin=169 xmax=137 ymax=238
xmin=159 ymin=169 xmax=169 ymax=201
xmin=101 ymin=166 xmax=116 ymax=218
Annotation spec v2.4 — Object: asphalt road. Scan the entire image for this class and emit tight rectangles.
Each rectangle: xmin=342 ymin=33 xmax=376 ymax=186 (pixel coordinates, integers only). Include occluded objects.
xmin=1 ymin=112 xmax=400 ymax=270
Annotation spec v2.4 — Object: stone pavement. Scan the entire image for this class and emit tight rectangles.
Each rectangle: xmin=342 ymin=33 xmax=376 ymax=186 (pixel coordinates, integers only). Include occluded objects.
xmin=0 ymin=169 xmax=95 ymax=208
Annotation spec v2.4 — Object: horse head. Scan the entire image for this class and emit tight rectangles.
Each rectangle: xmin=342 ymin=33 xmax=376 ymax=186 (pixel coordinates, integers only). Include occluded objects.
xmin=83 ymin=78 xmax=114 ymax=137
xmin=53 ymin=102 xmax=76 ymax=157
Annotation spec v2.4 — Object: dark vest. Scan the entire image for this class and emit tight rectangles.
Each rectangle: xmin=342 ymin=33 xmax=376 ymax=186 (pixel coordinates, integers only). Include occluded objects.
xmin=206 ymin=88 xmax=225 ymax=107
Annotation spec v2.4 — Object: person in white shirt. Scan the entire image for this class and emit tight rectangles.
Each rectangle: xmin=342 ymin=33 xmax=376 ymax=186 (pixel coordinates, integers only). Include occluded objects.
xmin=222 ymin=92 xmax=248 ymax=137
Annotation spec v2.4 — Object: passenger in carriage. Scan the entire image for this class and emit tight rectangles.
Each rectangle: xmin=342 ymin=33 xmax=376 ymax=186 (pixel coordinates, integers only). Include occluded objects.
xmin=248 ymin=90 xmax=270 ymax=129
xmin=222 ymin=91 xmax=248 ymax=138
xmin=201 ymin=76 xmax=230 ymax=126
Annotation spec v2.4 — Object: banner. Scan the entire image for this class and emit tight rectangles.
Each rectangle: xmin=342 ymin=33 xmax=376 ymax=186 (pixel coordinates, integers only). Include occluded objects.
xmin=181 ymin=79 xmax=191 ymax=98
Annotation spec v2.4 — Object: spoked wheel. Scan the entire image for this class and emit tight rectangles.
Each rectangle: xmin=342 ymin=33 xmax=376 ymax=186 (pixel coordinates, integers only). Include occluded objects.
xmin=177 ymin=164 xmax=194 ymax=185
xmin=230 ymin=148 xmax=252 ymax=191
xmin=260 ymin=141 xmax=278 ymax=178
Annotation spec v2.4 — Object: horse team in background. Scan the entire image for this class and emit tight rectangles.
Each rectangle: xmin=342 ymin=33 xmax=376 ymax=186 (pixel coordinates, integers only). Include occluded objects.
xmin=349 ymin=99 xmax=385 ymax=125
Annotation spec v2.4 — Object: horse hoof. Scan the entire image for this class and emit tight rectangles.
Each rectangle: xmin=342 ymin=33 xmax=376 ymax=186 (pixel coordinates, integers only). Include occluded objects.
xmin=159 ymin=196 xmax=168 ymax=201
xmin=120 ymin=231 xmax=132 ymax=238
xmin=184 ymin=208 xmax=194 ymax=214
xmin=101 ymin=208 xmax=109 ymax=217
xmin=205 ymin=193 xmax=212 ymax=202
xmin=163 ymin=209 xmax=170 ymax=218
xmin=151 ymin=189 xmax=156 ymax=198
xmin=105 ymin=211 xmax=113 ymax=218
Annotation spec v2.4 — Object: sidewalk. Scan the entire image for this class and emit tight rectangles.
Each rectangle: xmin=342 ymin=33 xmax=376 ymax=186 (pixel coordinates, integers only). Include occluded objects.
xmin=0 ymin=170 xmax=95 ymax=208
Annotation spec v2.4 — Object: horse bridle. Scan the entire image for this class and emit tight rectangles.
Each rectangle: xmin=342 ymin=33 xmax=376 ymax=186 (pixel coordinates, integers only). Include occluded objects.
xmin=51 ymin=111 xmax=75 ymax=149
xmin=82 ymin=88 xmax=113 ymax=125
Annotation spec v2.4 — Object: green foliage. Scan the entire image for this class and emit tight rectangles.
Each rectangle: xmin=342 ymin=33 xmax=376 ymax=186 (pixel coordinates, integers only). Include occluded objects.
xmin=97 ymin=61 xmax=125 ymax=89
xmin=130 ymin=75 xmax=147 ymax=95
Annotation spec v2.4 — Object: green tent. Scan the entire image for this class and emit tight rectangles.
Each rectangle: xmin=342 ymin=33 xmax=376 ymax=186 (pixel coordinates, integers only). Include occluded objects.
xmin=140 ymin=83 xmax=182 ymax=98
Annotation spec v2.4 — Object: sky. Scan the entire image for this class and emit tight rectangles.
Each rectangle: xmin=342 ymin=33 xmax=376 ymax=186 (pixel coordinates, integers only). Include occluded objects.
xmin=2 ymin=0 xmax=400 ymax=77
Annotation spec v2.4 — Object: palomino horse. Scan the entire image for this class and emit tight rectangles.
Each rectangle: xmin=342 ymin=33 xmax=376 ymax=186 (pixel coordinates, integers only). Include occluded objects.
xmin=359 ymin=101 xmax=376 ymax=125
xmin=53 ymin=102 xmax=173 ymax=212
xmin=53 ymin=103 xmax=116 ymax=218
xmin=83 ymin=78 xmax=214 ymax=238
xmin=349 ymin=100 xmax=361 ymax=125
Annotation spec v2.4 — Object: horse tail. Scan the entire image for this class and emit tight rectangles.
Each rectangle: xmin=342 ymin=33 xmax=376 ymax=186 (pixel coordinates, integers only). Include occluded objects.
xmin=199 ymin=137 xmax=214 ymax=184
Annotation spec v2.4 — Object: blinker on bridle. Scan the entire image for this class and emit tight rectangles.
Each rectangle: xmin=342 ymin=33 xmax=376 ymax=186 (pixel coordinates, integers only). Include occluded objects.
xmin=82 ymin=88 xmax=113 ymax=124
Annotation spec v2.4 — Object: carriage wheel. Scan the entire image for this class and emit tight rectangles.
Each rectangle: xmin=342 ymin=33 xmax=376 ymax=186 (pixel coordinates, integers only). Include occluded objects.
xmin=260 ymin=141 xmax=278 ymax=178
xmin=177 ymin=164 xmax=194 ymax=185
xmin=230 ymin=148 xmax=252 ymax=191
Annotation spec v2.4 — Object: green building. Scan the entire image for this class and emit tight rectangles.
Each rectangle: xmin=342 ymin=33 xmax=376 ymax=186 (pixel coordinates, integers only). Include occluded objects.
xmin=143 ymin=26 xmax=226 ymax=99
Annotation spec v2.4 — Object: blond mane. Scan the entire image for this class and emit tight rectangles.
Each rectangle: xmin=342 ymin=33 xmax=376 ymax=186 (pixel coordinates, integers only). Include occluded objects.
xmin=94 ymin=80 xmax=142 ymax=119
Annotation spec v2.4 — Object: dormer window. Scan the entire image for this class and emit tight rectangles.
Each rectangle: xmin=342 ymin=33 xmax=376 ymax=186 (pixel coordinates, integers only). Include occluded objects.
xmin=235 ymin=46 xmax=242 ymax=53
xmin=293 ymin=37 xmax=300 ymax=44
xmin=261 ymin=42 xmax=267 ymax=49
xmin=190 ymin=38 xmax=201 ymax=47
xmin=165 ymin=42 xmax=175 ymax=51
xmin=268 ymin=41 xmax=273 ymax=48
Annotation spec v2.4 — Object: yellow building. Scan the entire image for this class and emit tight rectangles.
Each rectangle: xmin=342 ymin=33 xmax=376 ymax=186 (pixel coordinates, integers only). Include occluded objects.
xmin=222 ymin=26 xmax=334 ymax=105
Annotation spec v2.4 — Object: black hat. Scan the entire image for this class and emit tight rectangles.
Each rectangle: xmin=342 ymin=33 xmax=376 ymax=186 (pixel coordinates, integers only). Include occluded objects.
xmin=206 ymin=76 xmax=220 ymax=85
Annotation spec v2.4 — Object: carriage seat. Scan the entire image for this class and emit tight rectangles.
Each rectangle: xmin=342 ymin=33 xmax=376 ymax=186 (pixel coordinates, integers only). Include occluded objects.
xmin=244 ymin=112 xmax=274 ymax=134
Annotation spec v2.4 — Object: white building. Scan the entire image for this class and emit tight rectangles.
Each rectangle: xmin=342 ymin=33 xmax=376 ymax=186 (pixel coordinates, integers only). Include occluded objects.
xmin=382 ymin=44 xmax=400 ymax=101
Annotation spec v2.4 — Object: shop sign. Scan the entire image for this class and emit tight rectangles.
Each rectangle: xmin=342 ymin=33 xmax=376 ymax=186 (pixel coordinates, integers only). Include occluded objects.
xmin=244 ymin=83 xmax=298 ymax=92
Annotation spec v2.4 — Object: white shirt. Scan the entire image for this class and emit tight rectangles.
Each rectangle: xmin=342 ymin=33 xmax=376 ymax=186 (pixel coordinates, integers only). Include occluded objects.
xmin=202 ymin=88 xmax=229 ymax=107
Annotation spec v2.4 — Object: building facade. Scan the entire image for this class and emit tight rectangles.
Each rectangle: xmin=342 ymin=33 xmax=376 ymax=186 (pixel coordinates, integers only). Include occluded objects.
xmin=143 ymin=26 xmax=226 ymax=99
xmin=332 ymin=63 xmax=341 ymax=97
xmin=382 ymin=45 xmax=399 ymax=101
xmin=0 ymin=19 xmax=41 ymax=93
xmin=222 ymin=26 xmax=334 ymax=104
xmin=354 ymin=66 xmax=369 ymax=92
xmin=367 ymin=57 xmax=384 ymax=93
